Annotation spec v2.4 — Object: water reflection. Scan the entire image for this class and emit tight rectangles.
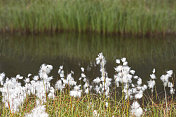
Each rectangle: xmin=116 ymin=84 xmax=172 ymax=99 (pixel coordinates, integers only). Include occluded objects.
xmin=0 ymin=33 xmax=175 ymax=89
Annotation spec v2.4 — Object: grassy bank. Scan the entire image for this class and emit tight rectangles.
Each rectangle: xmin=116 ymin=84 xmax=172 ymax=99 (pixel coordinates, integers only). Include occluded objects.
xmin=1 ymin=93 xmax=176 ymax=117
xmin=0 ymin=0 xmax=176 ymax=35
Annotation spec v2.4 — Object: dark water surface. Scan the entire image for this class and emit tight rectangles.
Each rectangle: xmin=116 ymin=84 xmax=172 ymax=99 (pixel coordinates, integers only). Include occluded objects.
xmin=0 ymin=33 xmax=176 ymax=90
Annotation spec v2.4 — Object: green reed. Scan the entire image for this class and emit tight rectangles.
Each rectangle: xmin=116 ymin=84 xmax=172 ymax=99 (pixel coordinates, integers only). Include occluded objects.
xmin=0 ymin=91 xmax=176 ymax=117
xmin=0 ymin=0 xmax=176 ymax=35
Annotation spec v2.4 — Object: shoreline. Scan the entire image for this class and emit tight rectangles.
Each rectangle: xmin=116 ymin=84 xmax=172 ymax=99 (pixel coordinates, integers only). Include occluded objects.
xmin=1 ymin=29 xmax=176 ymax=38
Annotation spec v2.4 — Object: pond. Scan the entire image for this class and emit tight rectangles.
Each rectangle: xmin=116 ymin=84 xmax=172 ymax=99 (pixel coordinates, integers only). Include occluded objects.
xmin=0 ymin=33 xmax=176 ymax=92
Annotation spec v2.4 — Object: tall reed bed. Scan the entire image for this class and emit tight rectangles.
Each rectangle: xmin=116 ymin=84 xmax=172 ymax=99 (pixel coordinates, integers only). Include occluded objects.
xmin=0 ymin=0 xmax=176 ymax=35
xmin=0 ymin=53 xmax=175 ymax=116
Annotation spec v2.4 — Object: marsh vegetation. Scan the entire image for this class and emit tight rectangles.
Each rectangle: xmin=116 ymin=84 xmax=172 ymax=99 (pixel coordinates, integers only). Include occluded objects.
xmin=0 ymin=0 xmax=176 ymax=116
xmin=1 ymin=0 xmax=176 ymax=35
xmin=0 ymin=53 xmax=175 ymax=117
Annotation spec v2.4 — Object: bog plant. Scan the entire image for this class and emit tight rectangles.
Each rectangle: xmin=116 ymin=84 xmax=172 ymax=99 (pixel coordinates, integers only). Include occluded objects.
xmin=1 ymin=0 xmax=176 ymax=35
xmin=0 ymin=53 xmax=175 ymax=117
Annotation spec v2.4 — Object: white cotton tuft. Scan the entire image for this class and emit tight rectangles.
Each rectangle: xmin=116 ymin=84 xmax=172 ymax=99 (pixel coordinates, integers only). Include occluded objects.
xmin=25 ymin=103 xmax=48 ymax=117
xmin=131 ymin=101 xmax=143 ymax=117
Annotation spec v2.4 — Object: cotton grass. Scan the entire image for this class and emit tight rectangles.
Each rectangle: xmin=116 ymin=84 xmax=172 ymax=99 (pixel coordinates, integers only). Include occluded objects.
xmin=0 ymin=53 xmax=175 ymax=117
